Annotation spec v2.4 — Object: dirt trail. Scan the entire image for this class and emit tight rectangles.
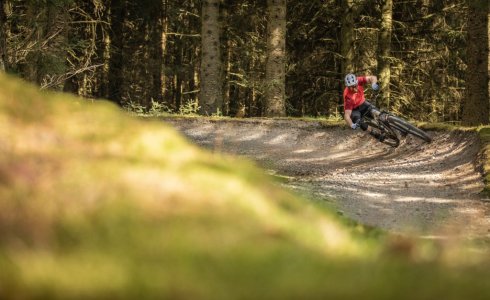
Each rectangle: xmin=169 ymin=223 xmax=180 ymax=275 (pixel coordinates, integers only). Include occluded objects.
xmin=166 ymin=118 xmax=490 ymax=238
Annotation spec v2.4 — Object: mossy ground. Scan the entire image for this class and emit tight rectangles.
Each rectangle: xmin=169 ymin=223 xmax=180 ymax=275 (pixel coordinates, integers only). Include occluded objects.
xmin=1 ymin=73 xmax=490 ymax=299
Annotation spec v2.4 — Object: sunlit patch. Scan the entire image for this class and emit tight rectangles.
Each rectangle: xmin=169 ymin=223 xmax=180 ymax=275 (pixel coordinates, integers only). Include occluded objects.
xmin=266 ymin=134 xmax=290 ymax=145
xmin=324 ymin=151 xmax=357 ymax=160
xmin=186 ymin=124 xmax=216 ymax=136
xmin=236 ymin=132 xmax=265 ymax=141
xmin=394 ymin=197 xmax=454 ymax=204
xmin=285 ymin=157 xmax=330 ymax=164
xmin=361 ymin=192 xmax=385 ymax=198
xmin=454 ymin=207 xmax=486 ymax=215
xmin=293 ymin=149 xmax=314 ymax=154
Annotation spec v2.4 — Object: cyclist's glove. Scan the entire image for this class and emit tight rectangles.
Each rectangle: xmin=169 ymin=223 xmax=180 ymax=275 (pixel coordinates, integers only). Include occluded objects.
xmin=371 ymin=83 xmax=379 ymax=91
xmin=351 ymin=123 xmax=359 ymax=130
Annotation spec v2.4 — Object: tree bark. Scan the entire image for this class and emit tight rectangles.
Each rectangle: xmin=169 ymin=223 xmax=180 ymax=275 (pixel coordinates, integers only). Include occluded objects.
xmin=160 ymin=0 xmax=168 ymax=102
xmin=341 ymin=0 xmax=355 ymax=75
xmin=148 ymin=2 xmax=164 ymax=104
xmin=95 ymin=1 xmax=110 ymax=99
xmin=175 ymin=36 xmax=183 ymax=109
xmin=265 ymin=0 xmax=286 ymax=117
xmin=462 ymin=0 xmax=489 ymax=125
xmin=199 ymin=0 xmax=223 ymax=115
xmin=108 ymin=0 xmax=126 ymax=106
xmin=377 ymin=0 xmax=393 ymax=109
xmin=0 ymin=0 xmax=7 ymax=72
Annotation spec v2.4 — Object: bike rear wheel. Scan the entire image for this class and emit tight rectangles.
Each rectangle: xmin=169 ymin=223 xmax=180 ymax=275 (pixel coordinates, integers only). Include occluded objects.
xmin=387 ymin=115 xmax=432 ymax=143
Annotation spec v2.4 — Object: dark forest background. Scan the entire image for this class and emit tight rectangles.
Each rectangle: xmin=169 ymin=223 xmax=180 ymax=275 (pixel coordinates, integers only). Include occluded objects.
xmin=0 ymin=0 xmax=488 ymax=124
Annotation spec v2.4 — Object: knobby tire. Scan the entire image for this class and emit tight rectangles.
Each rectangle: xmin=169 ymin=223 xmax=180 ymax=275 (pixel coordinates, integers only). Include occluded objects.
xmin=387 ymin=116 xmax=432 ymax=143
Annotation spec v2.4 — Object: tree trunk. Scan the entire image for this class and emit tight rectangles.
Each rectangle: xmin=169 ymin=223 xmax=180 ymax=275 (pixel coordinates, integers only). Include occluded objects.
xmin=377 ymin=0 xmax=393 ymax=110
xmin=199 ymin=0 xmax=223 ymax=115
xmin=0 ymin=0 xmax=7 ymax=72
xmin=149 ymin=4 xmax=164 ymax=104
xmin=24 ymin=4 xmax=40 ymax=84
xmin=63 ymin=0 xmax=92 ymax=95
xmin=95 ymin=1 xmax=110 ymax=99
xmin=462 ymin=0 xmax=489 ymax=125
xmin=175 ymin=37 xmax=183 ymax=110
xmin=341 ymin=0 xmax=355 ymax=75
xmin=160 ymin=0 xmax=168 ymax=102
xmin=224 ymin=39 xmax=232 ymax=116
xmin=162 ymin=0 xmax=172 ymax=107
xmin=108 ymin=0 xmax=126 ymax=106
xmin=265 ymin=0 xmax=286 ymax=117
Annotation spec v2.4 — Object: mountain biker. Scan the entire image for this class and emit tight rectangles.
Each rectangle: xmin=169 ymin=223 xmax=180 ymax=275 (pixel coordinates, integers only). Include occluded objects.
xmin=343 ymin=73 xmax=385 ymax=142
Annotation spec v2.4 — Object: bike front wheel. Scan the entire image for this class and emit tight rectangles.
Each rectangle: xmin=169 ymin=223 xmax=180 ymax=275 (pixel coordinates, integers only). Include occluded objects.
xmin=387 ymin=115 xmax=432 ymax=143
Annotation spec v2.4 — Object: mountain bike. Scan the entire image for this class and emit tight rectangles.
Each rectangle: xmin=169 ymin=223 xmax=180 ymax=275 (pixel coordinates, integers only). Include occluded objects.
xmin=358 ymin=96 xmax=432 ymax=148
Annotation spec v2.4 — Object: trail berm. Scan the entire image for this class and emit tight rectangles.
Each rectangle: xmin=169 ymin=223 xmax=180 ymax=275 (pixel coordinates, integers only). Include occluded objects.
xmin=166 ymin=118 xmax=490 ymax=238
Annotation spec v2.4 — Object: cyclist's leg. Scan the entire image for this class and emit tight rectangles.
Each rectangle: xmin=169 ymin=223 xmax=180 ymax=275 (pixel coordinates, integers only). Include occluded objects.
xmin=357 ymin=102 xmax=374 ymax=132
xmin=350 ymin=110 xmax=365 ymax=129
xmin=359 ymin=101 xmax=374 ymax=119
xmin=358 ymin=101 xmax=385 ymax=141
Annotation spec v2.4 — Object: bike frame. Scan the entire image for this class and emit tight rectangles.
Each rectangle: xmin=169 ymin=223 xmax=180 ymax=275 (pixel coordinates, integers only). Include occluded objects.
xmin=353 ymin=91 xmax=432 ymax=147
xmin=361 ymin=105 xmax=401 ymax=147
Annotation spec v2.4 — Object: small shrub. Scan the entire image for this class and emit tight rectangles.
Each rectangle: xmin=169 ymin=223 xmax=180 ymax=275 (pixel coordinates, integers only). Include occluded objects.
xmin=124 ymin=101 xmax=146 ymax=116
xmin=179 ymin=99 xmax=200 ymax=116
xmin=148 ymin=99 xmax=173 ymax=116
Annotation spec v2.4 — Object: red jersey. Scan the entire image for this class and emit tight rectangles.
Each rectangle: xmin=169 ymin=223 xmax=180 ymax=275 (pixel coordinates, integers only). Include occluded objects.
xmin=343 ymin=76 xmax=367 ymax=111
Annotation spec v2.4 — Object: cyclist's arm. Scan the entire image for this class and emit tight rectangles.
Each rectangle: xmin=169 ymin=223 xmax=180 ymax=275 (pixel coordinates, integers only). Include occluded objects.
xmin=365 ymin=75 xmax=378 ymax=85
xmin=344 ymin=110 xmax=354 ymax=127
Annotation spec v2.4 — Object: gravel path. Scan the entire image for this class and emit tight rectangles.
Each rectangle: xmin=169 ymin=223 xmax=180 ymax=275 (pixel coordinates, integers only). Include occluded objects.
xmin=166 ymin=118 xmax=490 ymax=238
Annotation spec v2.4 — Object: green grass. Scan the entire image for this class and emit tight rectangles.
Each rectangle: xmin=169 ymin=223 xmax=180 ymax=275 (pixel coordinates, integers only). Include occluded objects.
xmin=1 ymin=73 xmax=490 ymax=299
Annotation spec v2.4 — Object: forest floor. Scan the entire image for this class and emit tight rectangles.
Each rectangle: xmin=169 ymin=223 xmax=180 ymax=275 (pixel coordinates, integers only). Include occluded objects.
xmin=165 ymin=117 xmax=490 ymax=239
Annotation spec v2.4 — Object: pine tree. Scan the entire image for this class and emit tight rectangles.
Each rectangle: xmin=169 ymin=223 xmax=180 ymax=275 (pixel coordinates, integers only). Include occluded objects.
xmin=265 ymin=0 xmax=286 ymax=117
xmin=340 ymin=0 xmax=355 ymax=75
xmin=462 ymin=0 xmax=489 ymax=125
xmin=147 ymin=0 xmax=164 ymax=104
xmin=199 ymin=0 xmax=223 ymax=115
xmin=108 ymin=0 xmax=126 ymax=106
xmin=377 ymin=0 xmax=393 ymax=109
xmin=0 ymin=0 xmax=7 ymax=72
